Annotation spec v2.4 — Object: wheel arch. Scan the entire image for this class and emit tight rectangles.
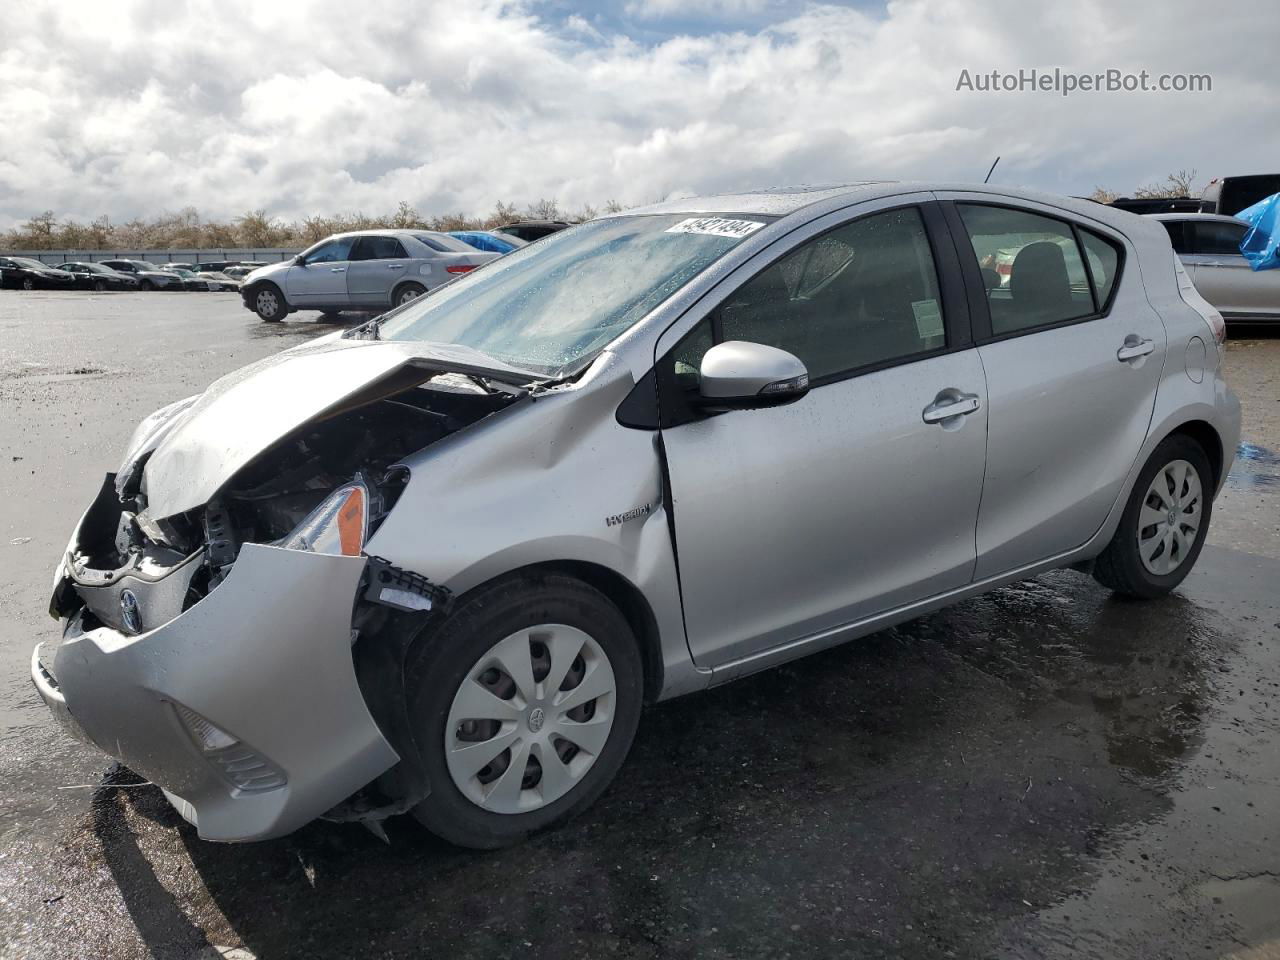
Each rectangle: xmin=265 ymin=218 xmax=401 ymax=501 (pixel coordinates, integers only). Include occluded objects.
xmin=391 ymin=279 xmax=427 ymax=305
xmin=447 ymin=559 xmax=664 ymax=704
xmin=1162 ymin=419 xmax=1226 ymax=489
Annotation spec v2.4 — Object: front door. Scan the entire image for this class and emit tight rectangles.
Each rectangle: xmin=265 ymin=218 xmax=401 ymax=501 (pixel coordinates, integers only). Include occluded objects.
xmin=347 ymin=235 xmax=411 ymax=306
xmin=657 ymin=201 xmax=988 ymax=668
xmin=286 ymin=235 xmax=354 ymax=305
xmin=941 ymin=196 xmax=1167 ymax=578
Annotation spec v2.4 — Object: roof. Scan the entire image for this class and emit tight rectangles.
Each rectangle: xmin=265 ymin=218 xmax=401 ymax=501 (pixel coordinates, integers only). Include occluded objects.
xmin=1149 ymin=212 xmax=1248 ymax=225
xmin=618 ymin=181 xmax=1167 ymax=237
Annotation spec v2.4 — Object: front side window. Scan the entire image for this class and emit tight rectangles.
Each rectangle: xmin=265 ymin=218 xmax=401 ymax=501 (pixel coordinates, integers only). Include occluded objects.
xmin=303 ymin=236 xmax=355 ymax=264
xmin=957 ymin=204 xmax=1095 ymax=335
xmin=377 ymin=214 xmax=770 ymax=377
xmin=351 ymin=236 xmax=407 ymax=260
xmin=1190 ymin=221 xmax=1247 ymax=256
xmin=718 ymin=207 xmax=946 ymax=381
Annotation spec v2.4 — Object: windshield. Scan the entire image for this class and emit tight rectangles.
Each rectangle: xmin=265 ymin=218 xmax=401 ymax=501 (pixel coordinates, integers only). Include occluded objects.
xmin=11 ymin=257 xmax=49 ymax=269
xmin=377 ymin=213 xmax=771 ymax=377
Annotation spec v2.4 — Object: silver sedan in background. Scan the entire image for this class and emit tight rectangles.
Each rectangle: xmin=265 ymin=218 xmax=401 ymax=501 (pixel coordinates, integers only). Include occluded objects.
xmin=239 ymin=229 xmax=497 ymax=321
xmin=33 ymin=183 xmax=1238 ymax=849
xmin=1153 ymin=212 xmax=1280 ymax=322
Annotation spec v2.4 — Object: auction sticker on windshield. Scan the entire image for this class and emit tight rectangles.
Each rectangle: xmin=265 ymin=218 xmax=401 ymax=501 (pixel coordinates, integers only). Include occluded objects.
xmin=665 ymin=217 xmax=766 ymax=238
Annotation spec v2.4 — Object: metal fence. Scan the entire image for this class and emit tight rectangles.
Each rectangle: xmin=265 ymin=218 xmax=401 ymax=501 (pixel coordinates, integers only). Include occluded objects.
xmin=0 ymin=248 xmax=301 ymax=265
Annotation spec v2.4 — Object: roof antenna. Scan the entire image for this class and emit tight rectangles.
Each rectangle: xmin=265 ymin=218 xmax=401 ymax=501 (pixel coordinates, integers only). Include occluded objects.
xmin=983 ymin=156 xmax=1000 ymax=184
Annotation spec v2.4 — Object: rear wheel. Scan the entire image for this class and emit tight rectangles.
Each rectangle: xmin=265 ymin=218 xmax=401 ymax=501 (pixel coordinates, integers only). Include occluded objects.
xmin=1092 ymin=434 xmax=1213 ymax=598
xmin=407 ymin=574 xmax=643 ymax=849
xmin=251 ymin=284 xmax=288 ymax=322
xmin=394 ymin=282 xmax=426 ymax=307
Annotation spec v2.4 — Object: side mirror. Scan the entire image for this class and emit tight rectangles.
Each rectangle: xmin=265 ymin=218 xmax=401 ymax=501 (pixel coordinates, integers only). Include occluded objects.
xmin=697 ymin=340 xmax=810 ymax=410
xmin=292 ymin=254 xmax=305 ymax=266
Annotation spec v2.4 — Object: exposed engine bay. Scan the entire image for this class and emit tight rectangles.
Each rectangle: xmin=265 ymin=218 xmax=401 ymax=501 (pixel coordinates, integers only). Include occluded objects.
xmin=54 ymin=375 xmax=518 ymax=631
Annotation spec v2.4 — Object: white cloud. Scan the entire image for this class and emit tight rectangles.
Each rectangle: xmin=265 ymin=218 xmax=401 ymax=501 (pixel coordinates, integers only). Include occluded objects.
xmin=0 ymin=0 xmax=1270 ymax=231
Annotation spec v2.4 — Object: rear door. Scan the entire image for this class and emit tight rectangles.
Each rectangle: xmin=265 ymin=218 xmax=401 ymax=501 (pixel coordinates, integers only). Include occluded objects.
xmin=940 ymin=195 xmax=1165 ymax=578
xmin=1182 ymin=219 xmax=1280 ymax=319
xmin=656 ymin=197 xmax=989 ymax=668
xmin=346 ymin=235 xmax=410 ymax=306
xmin=285 ymin=236 xmax=354 ymax=305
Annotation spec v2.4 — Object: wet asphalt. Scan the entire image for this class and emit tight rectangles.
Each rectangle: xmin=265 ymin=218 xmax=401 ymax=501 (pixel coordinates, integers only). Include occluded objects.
xmin=0 ymin=292 xmax=1278 ymax=960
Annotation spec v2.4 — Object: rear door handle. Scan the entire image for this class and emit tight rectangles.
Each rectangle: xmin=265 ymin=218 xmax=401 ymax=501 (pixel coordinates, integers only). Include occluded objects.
xmin=387 ymin=263 xmax=405 ymax=269
xmin=330 ymin=267 xmax=346 ymax=273
xmin=1116 ymin=336 xmax=1154 ymax=362
xmin=922 ymin=391 xmax=981 ymax=424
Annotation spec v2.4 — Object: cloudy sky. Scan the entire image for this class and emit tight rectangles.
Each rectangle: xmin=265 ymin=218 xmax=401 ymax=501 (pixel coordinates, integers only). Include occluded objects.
xmin=0 ymin=0 xmax=1274 ymax=230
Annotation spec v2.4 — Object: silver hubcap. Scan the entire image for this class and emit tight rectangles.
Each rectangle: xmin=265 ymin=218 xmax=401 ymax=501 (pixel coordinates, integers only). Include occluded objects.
xmin=1137 ymin=458 xmax=1202 ymax=575
xmin=256 ymin=290 xmax=278 ymax=314
xmin=398 ymin=287 xmax=421 ymax=305
xmin=445 ymin=624 xmax=616 ymax=814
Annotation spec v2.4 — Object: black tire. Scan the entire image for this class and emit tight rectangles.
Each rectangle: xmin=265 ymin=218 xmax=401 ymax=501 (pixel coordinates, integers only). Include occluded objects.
xmin=1092 ymin=433 xmax=1214 ymax=599
xmin=21 ymin=277 xmax=34 ymax=290
xmin=249 ymin=283 xmax=288 ymax=322
xmin=92 ymin=279 xmax=107 ymax=291
xmin=139 ymin=279 xmax=154 ymax=291
xmin=393 ymin=282 xmax=426 ymax=307
xmin=406 ymin=573 xmax=643 ymax=849
xmin=318 ymin=311 xmax=343 ymax=322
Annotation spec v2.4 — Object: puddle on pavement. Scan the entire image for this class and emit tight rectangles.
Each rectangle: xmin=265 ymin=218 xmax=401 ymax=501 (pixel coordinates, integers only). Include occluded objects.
xmin=1228 ymin=443 xmax=1280 ymax=489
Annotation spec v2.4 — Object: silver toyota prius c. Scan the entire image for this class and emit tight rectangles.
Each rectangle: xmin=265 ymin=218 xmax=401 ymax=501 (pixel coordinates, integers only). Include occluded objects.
xmin=33 ymin=182 xmax=1241 ymax=848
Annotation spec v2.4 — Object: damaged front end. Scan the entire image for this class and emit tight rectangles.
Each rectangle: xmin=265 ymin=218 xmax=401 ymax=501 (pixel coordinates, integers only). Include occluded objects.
xmin=36 ymin=354 xmax=525 ymax=841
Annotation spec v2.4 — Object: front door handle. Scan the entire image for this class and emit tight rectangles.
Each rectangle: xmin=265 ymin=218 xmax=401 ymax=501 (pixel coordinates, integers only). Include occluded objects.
xmin=1116 ymin=336 xmax=1154 ymax=362
xmin=922 ymin=391 xmax=981 ymax=424
xmin=330 ymin=267 xmax=346 ymax=273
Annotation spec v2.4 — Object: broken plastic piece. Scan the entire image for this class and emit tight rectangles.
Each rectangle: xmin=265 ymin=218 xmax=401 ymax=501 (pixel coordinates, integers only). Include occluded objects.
xmin=363 ymin=556 xmax=451 ymax=613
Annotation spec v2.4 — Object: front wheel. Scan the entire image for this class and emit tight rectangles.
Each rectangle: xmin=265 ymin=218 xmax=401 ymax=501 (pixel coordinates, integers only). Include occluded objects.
xmin=92 ymin=279 xmax=107 ymax=291
xmin=139 ymin=279 xmax=153 ymax=291
xmin=394 ymin=282 xmax=426 ymax=307
xmin=1092 ymin=434 xmax=1214 ymax=598
xmin=21 ymin=277 xmax=34 ymax=290
xmin=407 ymin=574 xmax=643 ymax=849
xmin=251 ymin=284 xmax=288 ymax=322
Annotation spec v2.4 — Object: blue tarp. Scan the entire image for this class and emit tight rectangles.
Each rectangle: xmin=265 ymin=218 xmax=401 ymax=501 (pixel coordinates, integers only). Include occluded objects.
xmin=1234 ymin=192 xmax=1280 ymax=271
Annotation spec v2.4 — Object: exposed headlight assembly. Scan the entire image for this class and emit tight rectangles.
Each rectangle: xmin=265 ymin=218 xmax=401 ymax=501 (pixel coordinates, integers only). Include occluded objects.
xmin=278 ymin=482 xmax=368 ymax=556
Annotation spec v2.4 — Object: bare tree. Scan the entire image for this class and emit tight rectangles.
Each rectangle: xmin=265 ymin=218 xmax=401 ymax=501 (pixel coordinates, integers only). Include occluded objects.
xmin=1134 ymin=168 xmax=1198 ymax=199
xmin=1089 ymin=186 xmax=1119 ymax=204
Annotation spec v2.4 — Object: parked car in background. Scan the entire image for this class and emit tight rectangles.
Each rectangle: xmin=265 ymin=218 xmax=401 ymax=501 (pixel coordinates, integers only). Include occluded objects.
xmin=1200 ymin=174 xmax=1280 ymax=216
xmin=195 ymin=270 xmax=240 ymax=291
xmin=494 ymin=219 xmax=571 ymax=242
xmin=33 ymin=183 xmax=1239 ymax=849
xmin=1153 ymin=213 xmax=1280 ymax=323
xmin=57 ymin=262 xmax=140 ymax=290
xmin=157 ymin=267 xmax=211 ymax=291
xmin=448 ymin=230 xmax=529 ymax=254
xmin=99 ymin=260 xmax=184 ymax=290
xmin=0 ymin=257 xmax=77 ymax=290
xmin=240 ymin=230 xmax=496 ymax=321
xmin=1108 ymin=197 xmax=1201 ymax=215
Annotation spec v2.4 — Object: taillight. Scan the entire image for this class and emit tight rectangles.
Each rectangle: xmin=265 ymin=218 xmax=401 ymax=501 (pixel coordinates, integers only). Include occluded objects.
xmin=1172 ymin=253 xmax=1227 ymax=347
xmin=445 ymin=264 xmax=477 ymax=274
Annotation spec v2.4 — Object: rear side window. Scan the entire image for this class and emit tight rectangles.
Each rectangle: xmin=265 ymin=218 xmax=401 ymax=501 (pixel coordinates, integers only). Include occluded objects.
xmin=1161 ymin=220 xmax=1188 ymax=254
xmin=956 ymin=204 xmax=1095 ymax=336
xmin=351 ymin=236 xmax=407 ymax=260
xmin=1190 ymin=221 xmax=1247 ymax=256
xmin=1079 ymin=229 xmax=1121 ymax=307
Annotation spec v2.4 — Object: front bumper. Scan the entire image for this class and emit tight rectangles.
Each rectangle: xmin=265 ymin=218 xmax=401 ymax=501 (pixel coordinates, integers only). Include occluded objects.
xmin=34 ymin=543 xmax=398 ymax=841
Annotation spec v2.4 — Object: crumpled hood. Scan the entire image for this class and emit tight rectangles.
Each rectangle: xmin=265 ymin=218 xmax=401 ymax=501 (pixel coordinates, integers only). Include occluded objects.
xmin=126 ymin=334 xmax=536 ymax=520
